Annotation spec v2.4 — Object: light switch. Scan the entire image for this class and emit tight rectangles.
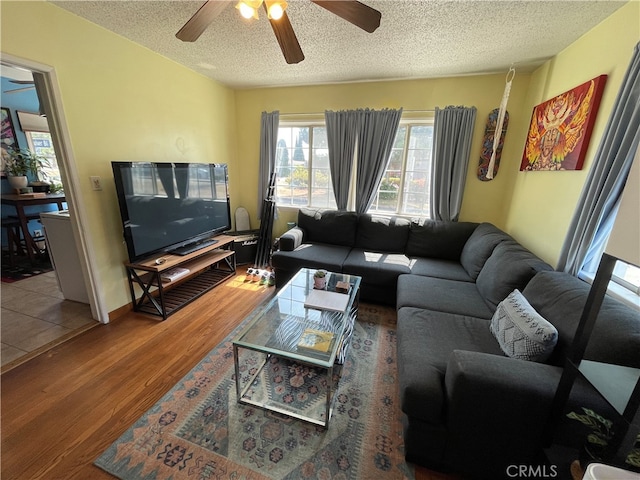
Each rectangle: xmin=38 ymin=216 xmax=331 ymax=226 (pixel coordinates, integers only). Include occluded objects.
xmin=90 ymin=176 xmax=102 ymax=191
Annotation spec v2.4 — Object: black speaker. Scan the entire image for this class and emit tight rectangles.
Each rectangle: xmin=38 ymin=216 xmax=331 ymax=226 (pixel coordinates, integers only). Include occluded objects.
xmin=229 ymin=230 xmax=259 ymax=265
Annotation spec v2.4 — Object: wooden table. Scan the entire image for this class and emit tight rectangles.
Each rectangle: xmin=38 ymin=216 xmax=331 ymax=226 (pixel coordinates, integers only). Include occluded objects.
xmin=1 ymin=193 xmax=67 ymax=263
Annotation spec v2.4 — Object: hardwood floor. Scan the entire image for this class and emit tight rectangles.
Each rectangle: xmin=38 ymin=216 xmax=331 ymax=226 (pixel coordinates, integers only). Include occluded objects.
xmin=1 ymin=269 xmax=458 ymax=480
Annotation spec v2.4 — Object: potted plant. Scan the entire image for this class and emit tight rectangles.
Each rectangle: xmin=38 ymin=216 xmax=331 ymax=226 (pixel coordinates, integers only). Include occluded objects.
xmin=4 ymin=149 xmax=31 ymax=189
xmin=313 ymin=270 xmax=327 ymax=289
xmin=3 ymin=149 xmax=45 ymax=190
xmin=48 ymin=182 xmax=64 ymax=194
xmin=627 ymin=433 xmax=640 ymax=471
xmin=28 ymin=155 xmax=53 ymax=192
xmin=567 ymin=408 xmax=614 ymax=466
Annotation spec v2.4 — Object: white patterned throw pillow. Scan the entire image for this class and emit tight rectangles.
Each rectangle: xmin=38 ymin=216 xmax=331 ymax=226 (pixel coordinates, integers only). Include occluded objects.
xmin=490 ymin=289 xmax=558 ymax=362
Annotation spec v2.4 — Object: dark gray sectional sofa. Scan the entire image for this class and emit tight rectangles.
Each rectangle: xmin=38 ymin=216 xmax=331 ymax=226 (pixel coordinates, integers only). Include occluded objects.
xmin=271 ymin=208 xmax=640 ymax=479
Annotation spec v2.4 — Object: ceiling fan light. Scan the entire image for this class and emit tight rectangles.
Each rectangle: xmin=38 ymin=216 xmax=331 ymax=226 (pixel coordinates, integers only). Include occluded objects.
xmin=266 ymin=0 xmax=287 ymax=20
xmin=236 ymin=0 xmax=261 ymax=19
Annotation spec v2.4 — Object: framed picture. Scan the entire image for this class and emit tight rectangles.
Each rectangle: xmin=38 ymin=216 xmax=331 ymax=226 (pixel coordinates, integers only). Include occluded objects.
xmin=1 ymin=107 xmax=20 ymax=177
xmin=521 ymin=75 xmax=607 ymax=171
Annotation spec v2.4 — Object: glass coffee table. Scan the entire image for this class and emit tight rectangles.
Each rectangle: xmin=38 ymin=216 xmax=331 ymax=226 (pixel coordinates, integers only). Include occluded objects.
xmin=233 ymin=268 xmax=361 ymax=427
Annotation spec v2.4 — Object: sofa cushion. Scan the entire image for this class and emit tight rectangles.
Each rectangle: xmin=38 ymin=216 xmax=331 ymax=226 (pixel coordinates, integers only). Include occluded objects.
xmin=409 ymin=257 xmax=473 ymax=282
xmin=397 ymin=306 xmax=503 ymax=423
xmin=460 ymin=223 xmax=511 ymax=280
xmin=490 ymin=289 xmax=558 ymax=362
xmin=342 ymin=249 xmax=411 ymax=286
xmin=297 ymin=208 xmax=358 ymax=247
xmin=405 ymin=221 xmax=478 ymax=260
xmin=476 ymin=240 xmax=552 ymax=310
xmin=355 ymin=214 xmax=410 ymax=253
xmin=523 ymin=271 xmax=640 ymax=368
xmin=396 ymin=274 xmax=494 ymax=319
xmin=271 ymin=244 xmax=351 ymax=273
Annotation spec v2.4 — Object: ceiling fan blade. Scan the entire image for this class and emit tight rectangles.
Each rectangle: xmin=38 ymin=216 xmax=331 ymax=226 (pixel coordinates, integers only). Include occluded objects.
xmin=4 ymin=86 xmax=36 ymax=94
xmin=311 ymin=0 xmax=381 ymax=33
xmin=9 ymin=80 xmax=35 ymax=85
xmin=176 ymin=0 xmax=232 ymax=42
xmin=265 ymin=6 xmax=304 ymax=64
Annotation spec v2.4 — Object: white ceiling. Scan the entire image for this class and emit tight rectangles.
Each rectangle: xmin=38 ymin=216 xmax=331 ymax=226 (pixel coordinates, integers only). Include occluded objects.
xmin=51 ymin=0 xmax=626 ymax=89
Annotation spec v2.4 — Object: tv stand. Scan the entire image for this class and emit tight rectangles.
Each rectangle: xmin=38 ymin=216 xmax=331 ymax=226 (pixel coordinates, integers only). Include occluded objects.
xmin=124 ymin=235 xmax=235 ymax=320
xmin=171 ymin=238 xmax=219 ymax=256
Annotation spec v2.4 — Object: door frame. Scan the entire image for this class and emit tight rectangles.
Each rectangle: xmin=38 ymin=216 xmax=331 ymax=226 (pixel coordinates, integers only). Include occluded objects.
xmin=3 ymin=53 xmax=109 ymax=324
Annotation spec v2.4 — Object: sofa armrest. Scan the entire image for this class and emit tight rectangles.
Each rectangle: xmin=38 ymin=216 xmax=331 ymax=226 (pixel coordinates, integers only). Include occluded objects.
xmin=279 ymin=226 xmax=304 ymax=251
xmin=443 ymin=350 xmax=562 ymax=477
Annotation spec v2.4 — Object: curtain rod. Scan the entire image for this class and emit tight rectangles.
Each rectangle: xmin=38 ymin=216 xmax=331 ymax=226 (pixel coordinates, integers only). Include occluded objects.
xmin=279 ymin=109 xmax=435 ymax=117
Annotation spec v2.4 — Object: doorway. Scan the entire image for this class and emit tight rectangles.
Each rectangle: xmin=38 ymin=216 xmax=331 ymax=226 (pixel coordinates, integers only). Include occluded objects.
xmin=1 ymin=55 xmax=108 ymax=370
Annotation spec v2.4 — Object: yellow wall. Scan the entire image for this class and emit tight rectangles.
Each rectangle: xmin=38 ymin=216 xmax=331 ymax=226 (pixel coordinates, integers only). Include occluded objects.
xmin=1 ymin=1 xmax=236 ymax=313
xmin=504 ymin=1 xmax=640 ymax=266
xmin=235 ymin=73 xmax=533 ymax=236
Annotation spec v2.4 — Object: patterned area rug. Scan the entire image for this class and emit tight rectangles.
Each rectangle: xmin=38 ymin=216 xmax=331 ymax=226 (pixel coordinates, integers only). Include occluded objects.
xmin=95 ymin=304 xmax=414 ymax=480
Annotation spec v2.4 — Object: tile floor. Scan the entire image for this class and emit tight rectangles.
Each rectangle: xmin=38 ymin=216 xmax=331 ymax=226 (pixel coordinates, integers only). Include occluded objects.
xmin=1 ymin=271 xmax=96 ymax=370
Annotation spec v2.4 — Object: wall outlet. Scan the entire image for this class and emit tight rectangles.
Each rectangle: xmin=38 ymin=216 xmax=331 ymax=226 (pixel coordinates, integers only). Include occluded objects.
xmin=90 ymin=176 xmax=102 ymax=191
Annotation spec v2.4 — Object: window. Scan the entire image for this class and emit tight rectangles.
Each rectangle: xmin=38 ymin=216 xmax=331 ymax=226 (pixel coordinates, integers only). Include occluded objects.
xmin=275 ymin=120 xmax=433 ymax=217
xmin=612 ymin=260 xmax=640 ymax=295
xmin=25 ymin=131 xmax=61 ymax=185
xmin=128 ymin=164 xmax=221 ymax=199
xmin=368 ymin=123 xmax=433 ymax=216
xmin=580 ymin=257 xmax=640 ymax=309
xmin=275 ymin=126 xmax=336 ymax=209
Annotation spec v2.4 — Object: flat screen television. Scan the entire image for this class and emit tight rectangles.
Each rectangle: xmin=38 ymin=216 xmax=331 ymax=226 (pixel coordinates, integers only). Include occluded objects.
xmin=111 ymin=161 xmax=232 ymax=262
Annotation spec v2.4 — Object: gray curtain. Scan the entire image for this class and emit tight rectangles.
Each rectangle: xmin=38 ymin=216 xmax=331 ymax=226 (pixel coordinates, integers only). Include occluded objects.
xmin=355 ymin=108 xmax=403 ymax=213
xmin=557 ymin=42 xmax=640 ymax=275
xmin=430 ymin=106 xmax=477 ymax=221
xmin=156 ymin=163 xmax=175 ymax=198
xmin=257 ymin=111 xmax=279 ymax=218
xmin=325 ymin=110 xmax=359 ymax=210
xmin=174 ymin=163 xmax=189 ymax=199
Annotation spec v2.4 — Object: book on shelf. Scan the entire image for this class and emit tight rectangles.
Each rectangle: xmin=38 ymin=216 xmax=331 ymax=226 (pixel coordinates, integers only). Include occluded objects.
xmin=304 ymin=289 xmax=350 ymax=312
xmin=297 ymin=328 xmax=335 ymax=353
xmin=160 ymin=267 xmax=190 ymax=282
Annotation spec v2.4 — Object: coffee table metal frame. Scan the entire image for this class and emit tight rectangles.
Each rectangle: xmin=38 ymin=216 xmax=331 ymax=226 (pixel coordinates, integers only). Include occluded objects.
xmin=232 ymin=268 xmax=361 ymax=427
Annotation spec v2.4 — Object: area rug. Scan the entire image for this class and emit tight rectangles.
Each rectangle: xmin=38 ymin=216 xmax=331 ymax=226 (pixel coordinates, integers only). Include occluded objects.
xmin=95 ymin=304 xmax=414 ymax=480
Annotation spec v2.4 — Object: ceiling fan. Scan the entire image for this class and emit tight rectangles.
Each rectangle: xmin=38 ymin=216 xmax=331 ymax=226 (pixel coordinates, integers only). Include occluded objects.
xmin=4 ymin=80 xmax=35 ymax=94
xmin=176 ymin=0 xmax=382 ymax=64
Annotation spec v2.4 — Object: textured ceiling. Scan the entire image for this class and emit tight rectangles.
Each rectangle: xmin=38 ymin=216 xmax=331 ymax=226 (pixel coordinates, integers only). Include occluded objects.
xmin=51 ymin=0 xmax=626 ymax=89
